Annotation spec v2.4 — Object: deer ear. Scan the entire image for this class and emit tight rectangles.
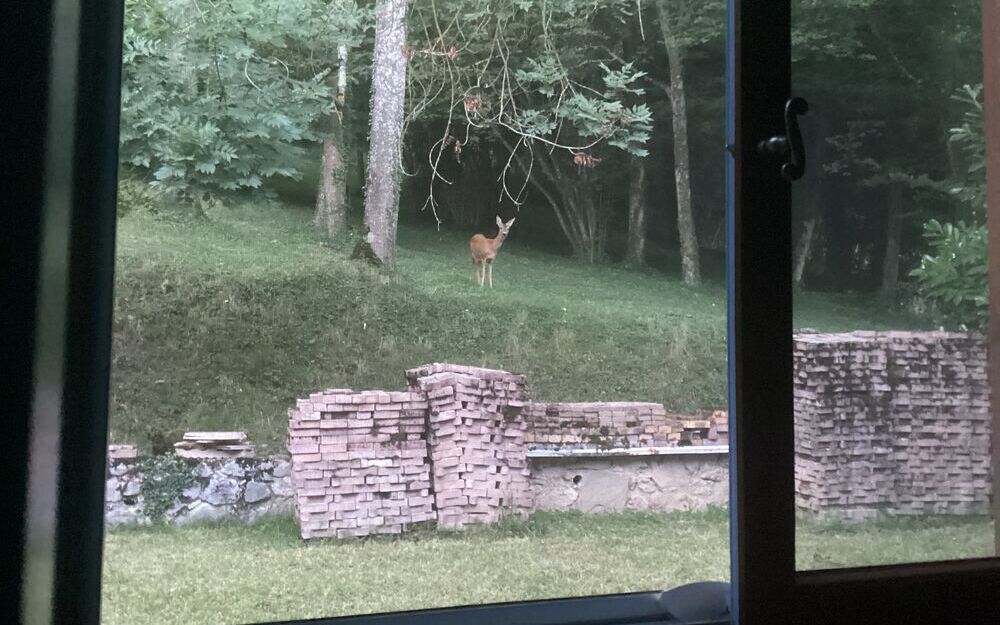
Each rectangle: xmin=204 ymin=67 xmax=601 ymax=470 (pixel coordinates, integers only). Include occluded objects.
xmin=496 ymin=216 xmax=503 ymax=228
xmin=506 ymin=218 xmax=516 ymax=227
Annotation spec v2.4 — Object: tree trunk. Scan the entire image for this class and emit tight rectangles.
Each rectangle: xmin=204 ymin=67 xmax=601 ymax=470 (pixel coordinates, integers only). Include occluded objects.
xmin=660 ymin=23 xmax=701 ymax=284
xmin=793 ymin=182 xmax=824 ymax=289
xmin=315 ymin=134 xmax=347 ymax=236
xmin=792 ymin=116 xmax=831 ymax=289
xmin=626 ymin=158 xmax=648 ymax=267
xmin=879 ymin=185 xmax=904 ymax=304
xmin=507 ymin=141 xmax=606 ymax=263
xmin=315 ymin=45 xmax=350 ymax=237
xmin=362 ymin=0 xmax=408 ymax=266
xmin=792 ymin=214 xmax=820 ymax=288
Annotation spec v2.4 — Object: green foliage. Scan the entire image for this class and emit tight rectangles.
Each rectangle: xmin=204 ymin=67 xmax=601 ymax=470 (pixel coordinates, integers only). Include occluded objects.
xmin=910 ymin=84 xmax=989 ymax=331
xmin=118 ymin=0 xmax=367 ymax=201
xmin=117 ymin=173 xmax=165 ymax=217
xmin=137 ymin=454 xmax=196 ymax=521
xmin=910 ymin=220 xmax=988 ymax=330
xmin=406 ymin=0 xmax=653 ymax=163
xmin=949 ymin=84 xmax=986 ymax=214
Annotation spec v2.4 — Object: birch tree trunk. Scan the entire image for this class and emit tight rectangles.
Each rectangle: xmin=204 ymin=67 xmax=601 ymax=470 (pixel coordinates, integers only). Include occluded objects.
xmin=315 ymin=44 xmax=350 ymax=237
xmin=626 ymin=158 xmax=648 ymax=267
xmin=660 ymin=18 xmax=701 ymax=285
xmin=363 ymin=0 xmax=408 ymax=266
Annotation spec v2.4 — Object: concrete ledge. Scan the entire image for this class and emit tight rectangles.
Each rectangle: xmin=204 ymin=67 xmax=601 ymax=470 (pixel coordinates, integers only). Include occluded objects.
xmin=527 ymin=445 xmax=729 ymax=458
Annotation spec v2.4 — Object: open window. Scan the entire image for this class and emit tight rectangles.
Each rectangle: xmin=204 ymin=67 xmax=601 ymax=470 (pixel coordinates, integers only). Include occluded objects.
xmin=9 ymin=1 xmax=1000 ymax=625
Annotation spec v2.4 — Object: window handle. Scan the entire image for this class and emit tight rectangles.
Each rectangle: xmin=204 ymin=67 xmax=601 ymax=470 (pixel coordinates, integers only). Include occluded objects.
xmin=756 ymin=96 xmax=809 ymax=181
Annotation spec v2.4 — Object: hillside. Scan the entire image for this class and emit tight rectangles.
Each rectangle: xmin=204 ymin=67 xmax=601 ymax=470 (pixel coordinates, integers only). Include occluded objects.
xmin=110 ymin=204 xmax=926 ymax=452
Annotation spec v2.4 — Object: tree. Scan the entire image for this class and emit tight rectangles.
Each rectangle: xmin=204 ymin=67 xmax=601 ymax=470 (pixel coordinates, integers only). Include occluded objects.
xmin=403 ymin=0 xmax=652 ymax=261
xmin=654 ymin=0 xmax=724 ymax=285
xmin=315 ymin=45 xmax=350 ymax=236
xmin=626 ymin=157 xmax=648 ymax=267
xmin=118 ymin=0 xmax=333 ymax=204
xmin=315 ymin=1 xmax=370 ymax=237
xmin=362 ymin=0 xmax=409 ymax=266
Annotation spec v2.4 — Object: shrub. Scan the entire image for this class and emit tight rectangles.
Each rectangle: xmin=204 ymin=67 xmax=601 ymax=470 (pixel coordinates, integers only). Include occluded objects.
xmin=909 ymin=219 xmax=987 ymax=330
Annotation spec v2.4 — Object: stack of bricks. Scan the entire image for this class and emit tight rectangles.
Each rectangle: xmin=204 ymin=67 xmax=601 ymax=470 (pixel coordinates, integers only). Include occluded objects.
xmin=678 ymin=411 xmax=729 ymax=446
xmin=408 ymin=364 xmax=533 ymax=529
xmin=287 ymin=388 xmax=434 ymax=539
xmin=794 ymin=331 xmax=991 ymax=521
xmin=522 ymin=403 xmax=729 ymax=449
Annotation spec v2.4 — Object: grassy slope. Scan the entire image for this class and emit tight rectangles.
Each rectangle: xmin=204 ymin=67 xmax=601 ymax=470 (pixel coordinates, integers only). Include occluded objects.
xmin=100 ymin=511 xmax=992 ymax=625
xmin=111 ymin=204 xmax=926 ymax=451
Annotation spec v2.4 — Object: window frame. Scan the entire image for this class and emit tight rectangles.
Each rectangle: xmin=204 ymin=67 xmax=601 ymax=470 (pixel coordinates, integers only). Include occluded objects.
xmin=10 ymin=0 xmax=1000 ymax=625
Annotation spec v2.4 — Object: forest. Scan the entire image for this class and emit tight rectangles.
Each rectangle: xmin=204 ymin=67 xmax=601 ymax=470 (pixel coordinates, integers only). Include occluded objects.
xmin=117 ymin=0 xmax=988 ymax=328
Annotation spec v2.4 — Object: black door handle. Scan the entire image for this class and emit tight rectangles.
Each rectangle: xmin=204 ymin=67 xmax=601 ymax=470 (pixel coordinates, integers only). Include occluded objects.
xmin=756 ymin=97 xmax=809 ymax=181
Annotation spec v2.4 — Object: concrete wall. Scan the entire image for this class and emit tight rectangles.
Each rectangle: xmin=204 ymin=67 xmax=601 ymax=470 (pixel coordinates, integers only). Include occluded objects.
xmin=528 ymin=450 xmax=728 ymax=513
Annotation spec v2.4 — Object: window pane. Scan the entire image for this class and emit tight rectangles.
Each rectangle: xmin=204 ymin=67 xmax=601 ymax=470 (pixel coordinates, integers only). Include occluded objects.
xmin=101 ymin=0 xmax=733 ymax=623
xmin=792 ymin=0 xmax=996 ymax=570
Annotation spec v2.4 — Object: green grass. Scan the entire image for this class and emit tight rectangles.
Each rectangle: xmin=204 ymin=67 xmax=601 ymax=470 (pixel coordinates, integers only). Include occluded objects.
xmin=99 ymin=510 xmax=992 ymax=625
xmin=110 ymin=203 xmax=927 ymax=451
xmin=797 ymin=515 xmax=995 ymax=570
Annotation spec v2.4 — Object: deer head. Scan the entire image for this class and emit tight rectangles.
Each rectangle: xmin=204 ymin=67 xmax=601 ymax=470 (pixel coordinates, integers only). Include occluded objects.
xmin=496 ymin=216 xmax=516 ymax=238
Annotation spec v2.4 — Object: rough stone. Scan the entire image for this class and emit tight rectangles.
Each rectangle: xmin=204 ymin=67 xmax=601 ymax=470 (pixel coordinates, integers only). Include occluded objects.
xmin=203 ymin=476 xmax=239 ymax=505
xmin=244 ymin=481 xmax=271 ymax=504
xmin=105 ymin=478 xmax=122 ymax=503
xmin=122 ymin=479 xmax=141 ymax=498
xmin=270 ymin=476 xmax=294 ymax=498
xmin=108 ymin=462 xmax=130 ymax=477
xmin=271 ymin=460 xmax=291 ymax=478
xmin=176 ymin=502 xmax=227 ymax=525
xmin=221 ymin=460 xmax=245 ymax=478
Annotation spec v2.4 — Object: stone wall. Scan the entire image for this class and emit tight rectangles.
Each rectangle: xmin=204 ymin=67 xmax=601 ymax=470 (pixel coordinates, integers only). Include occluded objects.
xmin=794 ymin=331 xmax=991 ymax=520
xmin=105 ymin=456 xmax=293 ymax=526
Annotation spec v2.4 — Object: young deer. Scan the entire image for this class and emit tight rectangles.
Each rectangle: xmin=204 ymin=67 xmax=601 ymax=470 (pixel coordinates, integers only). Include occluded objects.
xmin=470 ymin=216 xmax=516 ymax=288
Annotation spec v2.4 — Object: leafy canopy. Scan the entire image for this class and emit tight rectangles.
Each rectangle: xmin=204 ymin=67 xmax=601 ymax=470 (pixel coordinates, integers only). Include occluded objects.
xmin=119 ymin=0 xmax=368 ymax=200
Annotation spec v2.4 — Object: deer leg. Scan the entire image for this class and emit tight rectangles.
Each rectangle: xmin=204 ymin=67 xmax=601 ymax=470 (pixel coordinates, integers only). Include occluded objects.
xmin=487 ymin=261 xmax=493 ymax=288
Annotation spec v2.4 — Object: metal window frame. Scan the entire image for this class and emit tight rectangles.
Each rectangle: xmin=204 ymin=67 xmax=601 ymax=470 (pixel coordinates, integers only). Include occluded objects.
xmin=730 ymin=2 xmax=1000 ymax=625
xmin=9 ymin=1 xmax=1000 ymax=625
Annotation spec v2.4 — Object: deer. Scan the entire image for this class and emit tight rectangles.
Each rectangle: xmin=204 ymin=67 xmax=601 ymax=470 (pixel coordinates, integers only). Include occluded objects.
xmin=470 ymin=216 xmax=516 ymax=288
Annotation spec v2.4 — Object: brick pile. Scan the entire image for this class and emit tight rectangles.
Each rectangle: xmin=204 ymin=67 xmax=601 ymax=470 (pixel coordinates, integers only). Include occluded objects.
xmin=523 ymin=403 xmax=728 ymax=449
xmin=794 ymin=331 xmax=991 ymax=520
xmin=287 ymin=388 xmax=434 ymax=539
xmin=408 ymin=364 xmax=533 ymax=529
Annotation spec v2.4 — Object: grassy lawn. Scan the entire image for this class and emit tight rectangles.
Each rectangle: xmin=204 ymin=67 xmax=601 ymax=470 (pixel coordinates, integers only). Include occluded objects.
xmin=110 ymin=204 xmax=926 ymax=451
xmin=100 ymin=511 xmax=992 ymax=625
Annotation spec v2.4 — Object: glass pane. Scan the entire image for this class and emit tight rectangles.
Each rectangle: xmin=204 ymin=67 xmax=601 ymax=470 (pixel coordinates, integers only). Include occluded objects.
xmin=792 ymin=0 xmax=996 ymax=569
xmin=101 ymin=1 xmax=734 ymax=623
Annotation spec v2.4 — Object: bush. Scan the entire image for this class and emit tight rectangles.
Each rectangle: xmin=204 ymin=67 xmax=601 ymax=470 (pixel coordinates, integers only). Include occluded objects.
xmin=117 ymin=175 xmax=164 ymax=217
xmin=909 ymin=219 xmax=987 ymax=330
